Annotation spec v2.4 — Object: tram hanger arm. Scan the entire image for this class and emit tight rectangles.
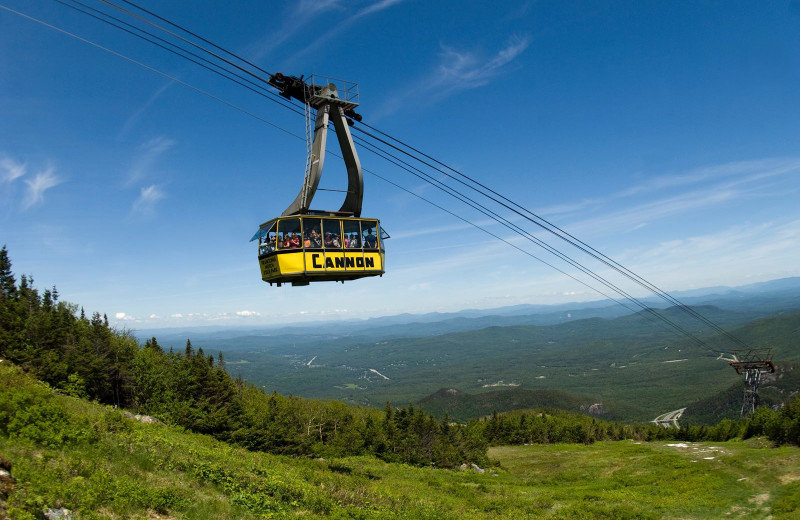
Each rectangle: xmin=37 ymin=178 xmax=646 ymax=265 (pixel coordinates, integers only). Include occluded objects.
xmin=268 ymin=72 xmax=362 ymax=121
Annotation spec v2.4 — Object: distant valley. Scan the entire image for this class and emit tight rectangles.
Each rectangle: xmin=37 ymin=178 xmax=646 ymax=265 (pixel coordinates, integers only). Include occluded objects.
xmin=135 ymin=277 xmax=800 ymax=424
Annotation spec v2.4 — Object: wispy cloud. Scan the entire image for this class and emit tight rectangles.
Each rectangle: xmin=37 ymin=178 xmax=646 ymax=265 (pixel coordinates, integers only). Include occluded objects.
xmin=617 ymin=158 xmax=800 ymax=199
xmin=23 ymin=166 xmax=63 ymax=209
xmin=1 ymin=156 xmax=26 ymax=182
xmin=435 ymin=34 xmax=530 ymax=88
xmin=126 ymin=136 xmax=175 ymax=186
xmin=111 ymin=309 xmax=269 ymax=325
xmin=537 ymin=158 xmax=800 ymax=234
xmin=132 ymin=184 xmax=166 ymax=217
xmin=283 ymin=0 xmax=407 ymax=65
xmin=248 ymin=0 xmax=343 ymax=62
xmin=616 ymin=219 xmax=800 ymax=289
xmin=119 ymin=82 xmax=174 ymax=139
xmin=375 ymin=34 xmax=530 ymax=118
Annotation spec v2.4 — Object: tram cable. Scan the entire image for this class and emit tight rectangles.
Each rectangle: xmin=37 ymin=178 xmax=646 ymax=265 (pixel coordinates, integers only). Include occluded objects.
xmin=352 ymin=122 xmax=751 ymax=350
xmin=97 ymin=0 xmax=276 ymax=85
xmin=54 ymin=0 xmax=308 ymax=120
xmin=356 ymin=121 xmax=752 ymax=349
xmin=3 ymin=0 xmax=740 ymax=353
xmin=351 ymin=135 xmax=724 ymax=354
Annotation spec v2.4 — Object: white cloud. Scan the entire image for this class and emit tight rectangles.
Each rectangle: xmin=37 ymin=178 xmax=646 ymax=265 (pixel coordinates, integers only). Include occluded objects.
xmin=22 ymin=166 xmax=63 ymax=208
xmin=618 ymin=158 xmax=799 ymax=199
xmin=1 ymin=156 xmax=25 ymax=182
xmin=437 ymin=34 xmax=530 ymax=87
xmin=126 ymin=136 xmax=175 ymax=185
xmin=113 ymin=312 xmax=141 ymax=322
xmin=358 ymin=0 xmax=405 ymax=17
xmin=284 ymin=0 xmax=408 ymax=64
xmin=375 ymin=34 xmax=530 ymax=118
xmin=170 ymin=313 xmax=184 ymax=318
xmin=614 ymin=219 xmax=800 ymax=291
xmin=132 ymin=184 xmax=166 ymax=217
xmin=236 ymin=310 xmax=261 ymax=317
xmin=248 ymin=0 xmax=341 ymax=60
xmin=119 ymin=83 xmax=174 ymax=139
xmin=543 ymin=158 xmax=800 ymax=238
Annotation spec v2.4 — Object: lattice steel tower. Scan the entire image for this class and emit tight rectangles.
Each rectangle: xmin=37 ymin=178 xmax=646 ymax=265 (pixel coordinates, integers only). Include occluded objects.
xmin=728 ymin=348 xmax=776 ymax=417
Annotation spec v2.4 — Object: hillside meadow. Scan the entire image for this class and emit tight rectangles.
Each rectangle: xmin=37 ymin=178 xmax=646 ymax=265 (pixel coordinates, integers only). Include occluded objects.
xmin=3 ymin=362 xmax=800 ymax=519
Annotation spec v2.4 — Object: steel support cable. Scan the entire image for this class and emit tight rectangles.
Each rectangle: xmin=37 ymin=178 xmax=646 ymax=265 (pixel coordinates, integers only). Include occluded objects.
xmin=0 ymin=3 xmax=306 ymax=144
xmin=352 ymin=133 xmax=692 ymax=333
xmin=359 ymin=148 xmax=645 ymax=315
xmin=56 ymin=0 xmax=300 ymax=116
xmin=357 ymin=120 xmax=751 ymax=348
xmin=96 ymin=0 xmax=275 ymax=86
xmin=49 ymin=0 xmax=308 ymax=127
xmin=6 ymin=2 xmax=724 ymax=353
xmin=352 ymin=123 xmax=750 ymax=350
xmin=353 ymin=140 xmax=650 ymax=318
xmin=116 ymin=0 xmax=275 ymax=81
xmin=351 ymin=134 xmax=722 ymax=353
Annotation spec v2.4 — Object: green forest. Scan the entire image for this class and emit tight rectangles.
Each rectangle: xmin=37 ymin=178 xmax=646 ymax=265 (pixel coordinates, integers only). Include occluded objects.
xmin=2 ymin=244 xmax=800 ymax=518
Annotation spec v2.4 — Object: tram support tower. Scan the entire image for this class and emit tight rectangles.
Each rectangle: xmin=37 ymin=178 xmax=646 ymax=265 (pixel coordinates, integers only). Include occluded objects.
xmin=267 ymin=73 xmax=363 ymax=218
xmin=728 ymin=348 xmax=776 ymax=417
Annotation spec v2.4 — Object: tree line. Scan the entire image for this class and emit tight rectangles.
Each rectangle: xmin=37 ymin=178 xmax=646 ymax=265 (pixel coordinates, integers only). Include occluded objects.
xmin=471 ymin=397 xmax=800 ymax=447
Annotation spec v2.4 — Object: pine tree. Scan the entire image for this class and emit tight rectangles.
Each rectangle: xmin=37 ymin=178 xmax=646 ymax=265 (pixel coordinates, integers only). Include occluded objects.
xmin=0 ymin=245 xmax=16 ymax=299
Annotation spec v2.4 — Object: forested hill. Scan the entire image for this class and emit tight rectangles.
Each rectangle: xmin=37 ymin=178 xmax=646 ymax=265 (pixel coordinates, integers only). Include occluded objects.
xmin=0 ymin=246 xmax=485 ymax=467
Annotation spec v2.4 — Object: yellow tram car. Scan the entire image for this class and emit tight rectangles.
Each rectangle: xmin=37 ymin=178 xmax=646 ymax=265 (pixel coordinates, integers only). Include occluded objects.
xmin=253 ymin=74 xmax=387 ymax=287
xmin=252 ymin=215 xmax=385 ymax=286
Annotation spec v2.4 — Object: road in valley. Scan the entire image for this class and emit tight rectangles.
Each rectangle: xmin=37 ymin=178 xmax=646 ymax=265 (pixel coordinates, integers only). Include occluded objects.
xmin=652 ymin=408 xmax=686 ymax=428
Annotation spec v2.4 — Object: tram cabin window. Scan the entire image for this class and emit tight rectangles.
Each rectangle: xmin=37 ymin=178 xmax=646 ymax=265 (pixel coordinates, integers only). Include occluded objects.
xmin=302 ymin=217 xmax=323 ymax=249
xmin=322 ymin=219 xmax=342 ymax=249
xmin=362 ymin=221 xmax=379 ymax=250
xmin=342 ymin=220 xmax=361 ymax=249
xmin=258 ymin=222 xmax=277 ymax=255
xmin=277 ymin=218 xmax=302 ymax=249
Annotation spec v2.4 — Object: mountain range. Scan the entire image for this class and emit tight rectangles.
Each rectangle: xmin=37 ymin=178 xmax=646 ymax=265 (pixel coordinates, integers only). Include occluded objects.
xmin=133 ymin=276 xmax=800 ymax=424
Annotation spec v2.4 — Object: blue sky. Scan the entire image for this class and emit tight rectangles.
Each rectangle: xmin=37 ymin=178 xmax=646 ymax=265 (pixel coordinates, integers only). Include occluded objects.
xmin=1 ymin=1 xmax=799 ymax=329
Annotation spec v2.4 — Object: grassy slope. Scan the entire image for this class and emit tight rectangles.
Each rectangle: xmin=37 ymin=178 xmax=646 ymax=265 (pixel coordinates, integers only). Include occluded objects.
xmin=3 ymin=362 xmax=800 ymax=519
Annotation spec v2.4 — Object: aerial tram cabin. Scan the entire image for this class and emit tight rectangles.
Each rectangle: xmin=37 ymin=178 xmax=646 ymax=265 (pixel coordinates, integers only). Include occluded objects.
xmin=251 ymin=74 xmax=387 ymax=286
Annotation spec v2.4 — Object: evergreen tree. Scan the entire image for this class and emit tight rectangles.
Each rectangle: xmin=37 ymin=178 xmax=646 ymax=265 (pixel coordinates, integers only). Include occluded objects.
xmin=0 ymin=245 xmax=16 ymax=299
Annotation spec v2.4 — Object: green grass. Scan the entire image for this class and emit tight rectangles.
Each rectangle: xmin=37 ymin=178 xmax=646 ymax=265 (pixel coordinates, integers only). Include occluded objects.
xmin=3 ymin=362 xmax=800 ymax=519
xmin=488 ymin=441 xmax=800 ymax=519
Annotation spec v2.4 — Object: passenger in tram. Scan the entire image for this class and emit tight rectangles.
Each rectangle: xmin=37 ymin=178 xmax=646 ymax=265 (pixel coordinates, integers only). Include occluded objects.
xmin=303 ymin=233 xmax=312 ymax=248
xmin=290 ymin=232 xmax=301 ymax=249
xmin=310 ymin=228 xmax=322 ymax=248
xmin=364 ymin=231 xmax=377 ymax=249
xmin=332 ymin=234 xmax=341 ymax=248
xmin=324 ymin=232 xmax=333 ymax=248
xmin=344 ymin=234 xmax=350 ymax=248
xmin=349 ymin=233 xmax=360 ymax=248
